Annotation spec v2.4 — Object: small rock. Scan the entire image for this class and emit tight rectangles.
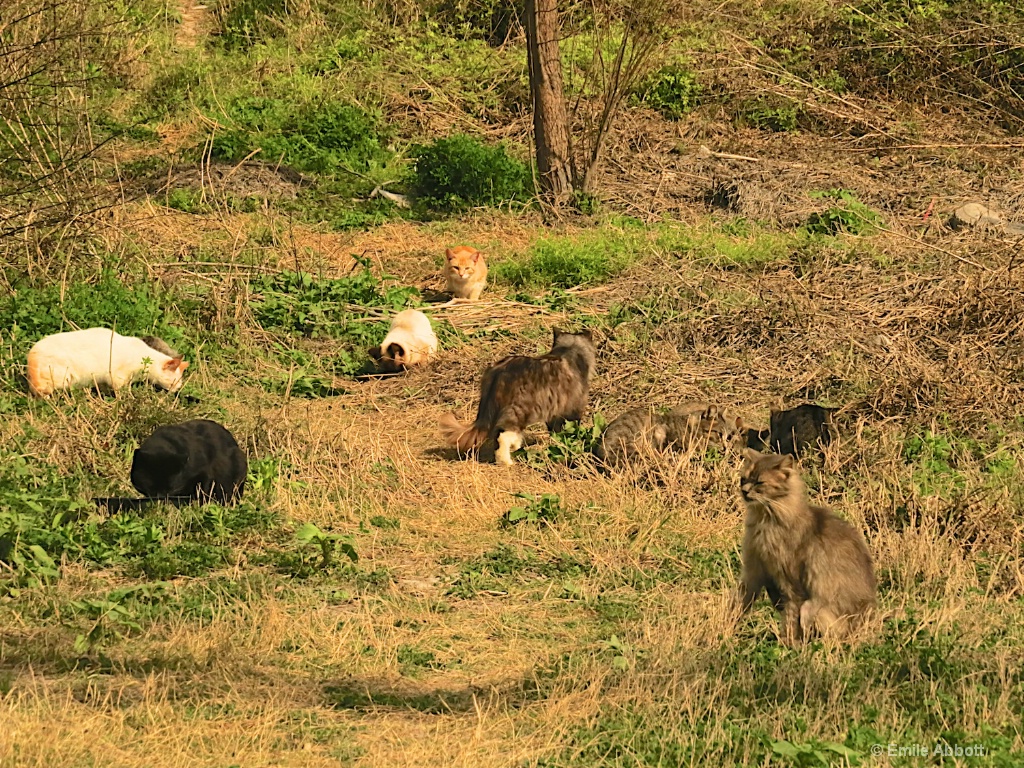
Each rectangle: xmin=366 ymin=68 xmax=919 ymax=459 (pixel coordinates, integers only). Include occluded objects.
xmin=952 ymin=202 xmax=1002 ymax=229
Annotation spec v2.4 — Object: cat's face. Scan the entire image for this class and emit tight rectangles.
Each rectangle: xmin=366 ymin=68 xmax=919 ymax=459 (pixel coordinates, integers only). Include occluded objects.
xmin=446 ymin=247 xmax=483 ymax=280
xmin=700 ymin=406 xmax=746 ymax=446
xmin=739 ymin=449 xmax=797 ymax=504
xmin=369 ymin=342 xmax=411 ymax=373
xmin=157 ymin=357 xmax=189 ymax=391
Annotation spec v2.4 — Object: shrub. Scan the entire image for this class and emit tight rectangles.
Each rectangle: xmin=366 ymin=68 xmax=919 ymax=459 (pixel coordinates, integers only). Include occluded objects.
xmin=412 ymin=134 xmax=532 ymax=211
xmin=639 ymin=65 xmax=702 ymax=120
xmin=210 ymin=98 xmax=389 ymax=178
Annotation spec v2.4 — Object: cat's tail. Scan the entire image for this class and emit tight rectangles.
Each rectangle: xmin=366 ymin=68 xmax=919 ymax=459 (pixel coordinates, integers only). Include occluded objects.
xmin=439 ymin=413 xmax=489 ymax=453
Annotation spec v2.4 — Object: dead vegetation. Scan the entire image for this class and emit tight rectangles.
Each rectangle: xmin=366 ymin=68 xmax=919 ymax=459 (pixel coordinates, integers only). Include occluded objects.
xmin=2 ymin=0 xmax=1024 ymax=765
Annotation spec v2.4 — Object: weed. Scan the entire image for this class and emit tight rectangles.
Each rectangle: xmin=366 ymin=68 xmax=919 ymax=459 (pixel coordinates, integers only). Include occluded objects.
xmin=770 ymin=739 xmax=862 ymax=766
xmin=251 ymin=261 xmax=419 ymax=340
xmin=515 ymin=418 xmax=606 ymax=470
xmin=447 ymin=544 xmax=591 ymax=599
xmin=737 ymin=97 xmax=801 ymax=132
xmin=0 ymin=271 xmax=186 ymax=367
xmin=501 ymin=492 xmax=563 ymax=527
xmin=136 ymin=542 xmax=234 ymax=579
xmin=508 ymin=288 xmax=578 ymax=312
xmin=805 ymin=189 xmax=881 ymax=236
xmin=164 ymin=188 xmax=211 ymax=214
xmin=210 ymin=98 xmax=391 ymax=186
xmin=396 ymin=644 xmax=444 ymax=675
xmin=217 ymin=0 xmax=290 ymax=49
xmin=412 ymin=134 xmax=532 ymax=211
xmin=294 ymin=522 xmax=358 ymax=570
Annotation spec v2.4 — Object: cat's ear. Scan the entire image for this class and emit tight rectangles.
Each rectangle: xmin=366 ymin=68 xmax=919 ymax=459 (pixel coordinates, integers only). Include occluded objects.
xmin=445 ymin=248 xmax=455 ymax=260
xmin=552 ymin=327 xmax=564 ymax=342
xmin=743 ymin=448 xmax=762 ymax=463
xmin=579 ymin=328 xmax=594 ymax=341
xmin=778 ymin=454 xmax=796 ymax=471
xmin=733 ymin=416 xmax=745 ymax=431
xmin=163 ymin=357 xmax=187 ymax=371
xmin=473 ymin=250 xmax=484 ymax=262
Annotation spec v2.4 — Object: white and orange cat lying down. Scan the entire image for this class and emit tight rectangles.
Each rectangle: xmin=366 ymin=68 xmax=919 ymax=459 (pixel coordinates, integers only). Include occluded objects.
xmin=26 ymin=327 xmax=189 ymax=397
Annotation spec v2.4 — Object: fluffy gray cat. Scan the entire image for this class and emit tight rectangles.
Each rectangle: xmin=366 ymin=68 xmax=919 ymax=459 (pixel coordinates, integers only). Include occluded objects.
xmin=439 ymin=329 xmax=596 ymax=465
xmin=737 ymin=449 xmax=875 ymax=644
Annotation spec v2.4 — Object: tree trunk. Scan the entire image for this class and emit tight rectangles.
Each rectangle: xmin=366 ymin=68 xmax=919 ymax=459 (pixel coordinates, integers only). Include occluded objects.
xmin=525 ymin=0 xmax=573 ymax=203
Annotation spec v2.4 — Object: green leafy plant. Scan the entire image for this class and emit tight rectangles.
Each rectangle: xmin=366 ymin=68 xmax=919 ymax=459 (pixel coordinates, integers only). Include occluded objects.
xmin=771 ymin=739 xmax=863 ymax=766
xmin=67 ymin=582 xmax=169 ymax=652
xmin=903 ymin=430 xmax=967 ymax=499
xmin=546 ymin=416 xmax=606 ymax=465
xmin=294 ymin=522 xmax=358 ymax=570
xmin=737 ymin=97 xmax=801 ymax=132
xmin=638 ymin=64 xmax=702 ymax=120
xmin=210 ymin=97 xmax=390 ymax=181
xmin=217 ymin=0 xmax=290 ymax=48
xmin=250 ymin=260 xmax=419 ymax=340
xmin=412 ymin=134 xmax=532 ymax=211
xmin=805 ymin=189 xmax=882 ymax=236
xmin=501 ymin=492 xmax=563 ymax=527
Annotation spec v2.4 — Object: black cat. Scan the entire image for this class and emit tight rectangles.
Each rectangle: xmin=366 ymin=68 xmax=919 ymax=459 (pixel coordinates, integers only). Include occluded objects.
xmin=130 ymin=419 xmax=248 ymax=503
xmin=769 ymin=404 xmax=837 ymax=458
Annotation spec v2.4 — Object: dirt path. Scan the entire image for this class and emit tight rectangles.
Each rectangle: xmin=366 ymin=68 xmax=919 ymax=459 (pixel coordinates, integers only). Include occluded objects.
xmin=175 ymin=0 xmax=214 ymax=48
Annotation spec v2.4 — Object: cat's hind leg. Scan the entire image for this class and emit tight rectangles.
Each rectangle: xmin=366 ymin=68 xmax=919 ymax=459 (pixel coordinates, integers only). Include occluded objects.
xmin=801 ymin=600 xmax=847 ymax=639
xmin=495 ymin=431 xmax=523 ymax=466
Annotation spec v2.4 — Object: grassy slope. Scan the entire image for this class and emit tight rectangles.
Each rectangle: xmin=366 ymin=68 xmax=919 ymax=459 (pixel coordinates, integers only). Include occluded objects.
xmin=2 ymin=1 xmax=1024 ymax=766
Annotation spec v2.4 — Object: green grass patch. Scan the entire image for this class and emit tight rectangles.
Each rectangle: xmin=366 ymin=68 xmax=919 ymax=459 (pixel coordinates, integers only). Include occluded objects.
xmin=494 ymin=225 xmax=648 ymax=288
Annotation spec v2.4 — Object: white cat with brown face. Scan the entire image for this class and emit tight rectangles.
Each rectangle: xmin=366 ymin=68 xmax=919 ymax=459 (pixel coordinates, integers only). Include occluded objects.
xmin=445 ymin=246 xmax=488 ymax=300
xmin=26 ymin=327 xmax=189 ymax=397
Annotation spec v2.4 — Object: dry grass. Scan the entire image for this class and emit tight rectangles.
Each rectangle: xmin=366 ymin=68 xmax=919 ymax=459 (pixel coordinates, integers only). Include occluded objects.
xmin=3 ymin=0 xmax=1024 ymax=762
xmin=3 ymin=201 xmax=1023 ymax=764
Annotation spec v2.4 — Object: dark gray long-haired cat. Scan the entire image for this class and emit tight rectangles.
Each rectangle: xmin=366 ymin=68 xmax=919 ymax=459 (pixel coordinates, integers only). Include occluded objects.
xmin=595 ymin=402 xmax=746 ymax=469
xmin=439 ymin=328 xmax=596 ymax=465
xmin=131 ymin=419 xmax=248 ymax=503
xmin=738 ymin=449 xmax=875 ymax=644
xmin=769 ymin=403 xmax=837 ymax=458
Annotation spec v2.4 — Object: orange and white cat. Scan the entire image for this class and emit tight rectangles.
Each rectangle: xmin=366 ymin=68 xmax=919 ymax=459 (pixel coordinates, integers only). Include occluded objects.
xmin=445 ymin=246 xmax=488 ymax=300
xmin=26 ymin=327 xmax=189 ymax=397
